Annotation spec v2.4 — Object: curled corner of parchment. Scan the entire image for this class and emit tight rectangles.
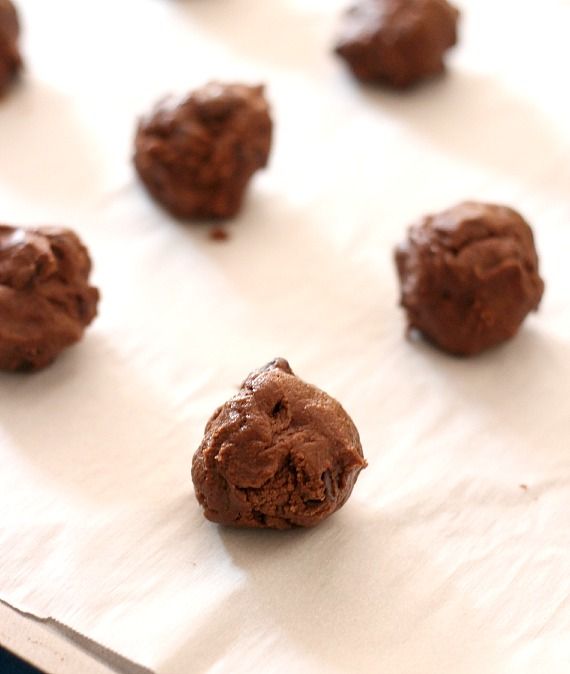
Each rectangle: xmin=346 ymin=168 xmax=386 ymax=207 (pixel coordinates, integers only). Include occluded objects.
xmin=0 ymin=599 xmax=153 ymax=674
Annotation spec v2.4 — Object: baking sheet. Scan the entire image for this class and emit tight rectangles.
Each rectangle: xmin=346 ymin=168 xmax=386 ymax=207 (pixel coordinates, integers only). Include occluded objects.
xmin=1 ymin=0 xmax=570 ymax=672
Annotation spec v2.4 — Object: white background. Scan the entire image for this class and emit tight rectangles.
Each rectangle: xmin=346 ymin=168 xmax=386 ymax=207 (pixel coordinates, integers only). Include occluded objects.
xmin=1 ymin=0 xmax=569 ymax=672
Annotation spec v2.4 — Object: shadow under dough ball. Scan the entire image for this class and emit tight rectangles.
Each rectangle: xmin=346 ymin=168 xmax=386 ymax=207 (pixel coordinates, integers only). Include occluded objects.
xmin=0 ymin=0 xmax=22 ymax=96
xmin=334 ymin=0 xmax=459 ymax=88
xmin=395 ymin=202 xmax=545 ymax=356
xmin=0 ymin=226 xmax=99 ymax=371
xmin=192 ymin=358 xmax=367 ymax=529
xmin=134 ymin=82 xmax=272 ymax=220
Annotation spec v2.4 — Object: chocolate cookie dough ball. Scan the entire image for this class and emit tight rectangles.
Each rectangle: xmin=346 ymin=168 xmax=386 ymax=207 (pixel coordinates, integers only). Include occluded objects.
xmin=0 ymin=0 xmax=22 ymax=96
xmin=334 ymin=0 xmax=459 ymax=88
xmin=134 ymin=82 xmax=272 ymax=220
xmin=0 ymin=226 xmax=99 ymax=371
xmin=192 ymin=359 xmax=366 ymax=529
xmin=395 ymin=202 xmax=545 ymax=356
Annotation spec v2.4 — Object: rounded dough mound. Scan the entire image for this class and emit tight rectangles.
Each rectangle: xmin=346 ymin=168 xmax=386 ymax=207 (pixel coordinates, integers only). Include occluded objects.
xmin=134 ymin=82 xmax=272 ymax=220
xmin=192 ymin=359 xmax=366 ymax=529
xmin=334 ymin=0 xmax=459 ymax=88
xmin=0 ymin=225 xmax=99 ymax=371
xmin=0 ymin=0 xmax=22 ymax=96
xmin=395 ymin=202 xmax=545 ymax=356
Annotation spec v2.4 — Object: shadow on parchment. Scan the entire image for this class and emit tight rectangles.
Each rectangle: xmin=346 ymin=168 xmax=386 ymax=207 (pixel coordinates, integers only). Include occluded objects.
xmin=160 ymin=511 xmax=506 ymax=674
xmin=0 ymin=333 xmax=190 ymax=506
xmin=405 ymin=326 xmax=570 ymax=466
xmin=171 ymin=0 xmax=332 ymax=72
xmin=122 ymin=185 xmax=393 ymax=373
xmin=356 ymin=70 xmax=566 ymax=200
xmin=0 ymin=78 xmax=103 ymax=208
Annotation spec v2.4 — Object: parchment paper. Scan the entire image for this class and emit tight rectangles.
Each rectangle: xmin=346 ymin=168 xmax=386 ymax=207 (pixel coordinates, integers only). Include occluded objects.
xmin=1 ymin=0 xmax=570 ymax=672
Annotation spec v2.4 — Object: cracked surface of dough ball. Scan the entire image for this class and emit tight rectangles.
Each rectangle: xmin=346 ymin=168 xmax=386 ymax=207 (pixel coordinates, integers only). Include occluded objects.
xmin=334 ymin=0 xmax=459 ymax=88
xmin=134 ymin=82 xmax=272 ymax=220
xmin=192 ymin=359 xmax=366 ymax=529
xmin=395 ymin=202 xmax=545 ymax=356
xmin=0 ymin=225 xmax=99 ymax=371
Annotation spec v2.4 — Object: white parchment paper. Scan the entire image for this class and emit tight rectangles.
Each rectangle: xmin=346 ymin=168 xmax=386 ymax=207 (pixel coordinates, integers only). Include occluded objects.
xmin=1 ymin=0 xmax=570 ymax=671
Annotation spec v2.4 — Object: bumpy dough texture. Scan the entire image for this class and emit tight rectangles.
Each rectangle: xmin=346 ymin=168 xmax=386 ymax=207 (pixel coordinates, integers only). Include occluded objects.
xmin=192 ymin=359 xmax=366 ymax=529
xmin=0 ymin=0 xmax=22 ymax=96
xmin=0 ymin=226 xmax=99 ymax=371
xmin=334 ymin=0 xmax=459 ymax=88
xmin=134 ymin=82 xmax=272 ymax=220
xmin=395 ymin=202 xmax=545 ymax=356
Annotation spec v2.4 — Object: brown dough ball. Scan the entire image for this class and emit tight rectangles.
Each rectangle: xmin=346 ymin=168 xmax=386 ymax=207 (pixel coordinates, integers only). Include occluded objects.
xmin=334 ymin=0 xmax=459 ymax=88
xmin=0 ymin=225 xmax=99 ymax=371
xmin=134 ymin=82 xmax=272 ymax=220
xmin=192 ymin=358 xmax=366 ymax=529
xmin=0 ymin=0 xmax=22 ymax=96
xmin=395 ymin=202 xmax=545 ymax=356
